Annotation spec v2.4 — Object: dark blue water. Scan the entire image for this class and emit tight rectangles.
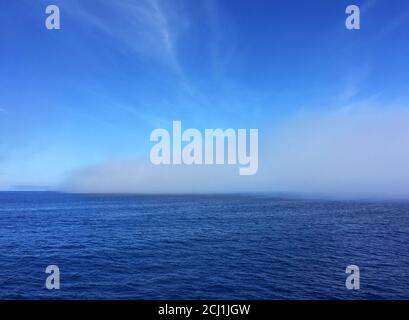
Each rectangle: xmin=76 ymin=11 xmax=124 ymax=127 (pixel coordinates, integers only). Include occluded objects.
xmin=1 ymin=192 xmax=409 ymax=299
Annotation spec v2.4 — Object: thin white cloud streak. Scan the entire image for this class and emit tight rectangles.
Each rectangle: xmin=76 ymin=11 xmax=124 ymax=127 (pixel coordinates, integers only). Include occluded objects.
xmin=62 ymin=0 xmax=185 ymax=73
xmin=62 ymin=106 xmax=409 ymax=198
xmin=61 ymin=0 xmax=211 ymax=115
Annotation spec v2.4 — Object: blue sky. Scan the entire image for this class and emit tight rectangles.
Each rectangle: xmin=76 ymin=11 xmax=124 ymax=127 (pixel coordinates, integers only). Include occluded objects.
xmin=1 ymin=0 xmax=409 ymax=195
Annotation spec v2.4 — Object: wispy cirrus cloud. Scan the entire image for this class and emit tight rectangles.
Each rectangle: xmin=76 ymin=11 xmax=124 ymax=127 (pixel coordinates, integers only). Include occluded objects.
xmin=62 ymin=0 xmax=186 ymax=73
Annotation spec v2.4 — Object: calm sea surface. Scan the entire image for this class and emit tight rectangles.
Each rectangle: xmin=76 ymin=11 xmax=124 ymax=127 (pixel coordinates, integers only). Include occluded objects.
xmin=1 ymin=192 xmax=409 ymax=299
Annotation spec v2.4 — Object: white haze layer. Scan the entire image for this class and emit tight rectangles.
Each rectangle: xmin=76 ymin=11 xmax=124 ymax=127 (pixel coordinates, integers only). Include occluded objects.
xmin=62 ymin=107 xmax=409 ymax=198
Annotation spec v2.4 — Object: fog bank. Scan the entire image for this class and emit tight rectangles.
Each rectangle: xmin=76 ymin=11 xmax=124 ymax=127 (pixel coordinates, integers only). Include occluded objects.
xmin=62 ymin=107 xmax=409 ymax=198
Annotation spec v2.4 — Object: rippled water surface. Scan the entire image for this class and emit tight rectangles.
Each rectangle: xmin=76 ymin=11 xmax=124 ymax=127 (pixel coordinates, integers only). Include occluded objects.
xmin=1 ymin=192 xmax=409 ymax=299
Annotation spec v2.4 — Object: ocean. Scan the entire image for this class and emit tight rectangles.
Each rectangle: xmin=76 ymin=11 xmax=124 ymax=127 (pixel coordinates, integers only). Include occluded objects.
xmin=1 ymin=192 xmax=409 ymax=299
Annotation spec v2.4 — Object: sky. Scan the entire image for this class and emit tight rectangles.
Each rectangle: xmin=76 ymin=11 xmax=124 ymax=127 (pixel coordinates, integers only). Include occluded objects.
xmin=1 ymin=0 xmax=409 ymax=197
